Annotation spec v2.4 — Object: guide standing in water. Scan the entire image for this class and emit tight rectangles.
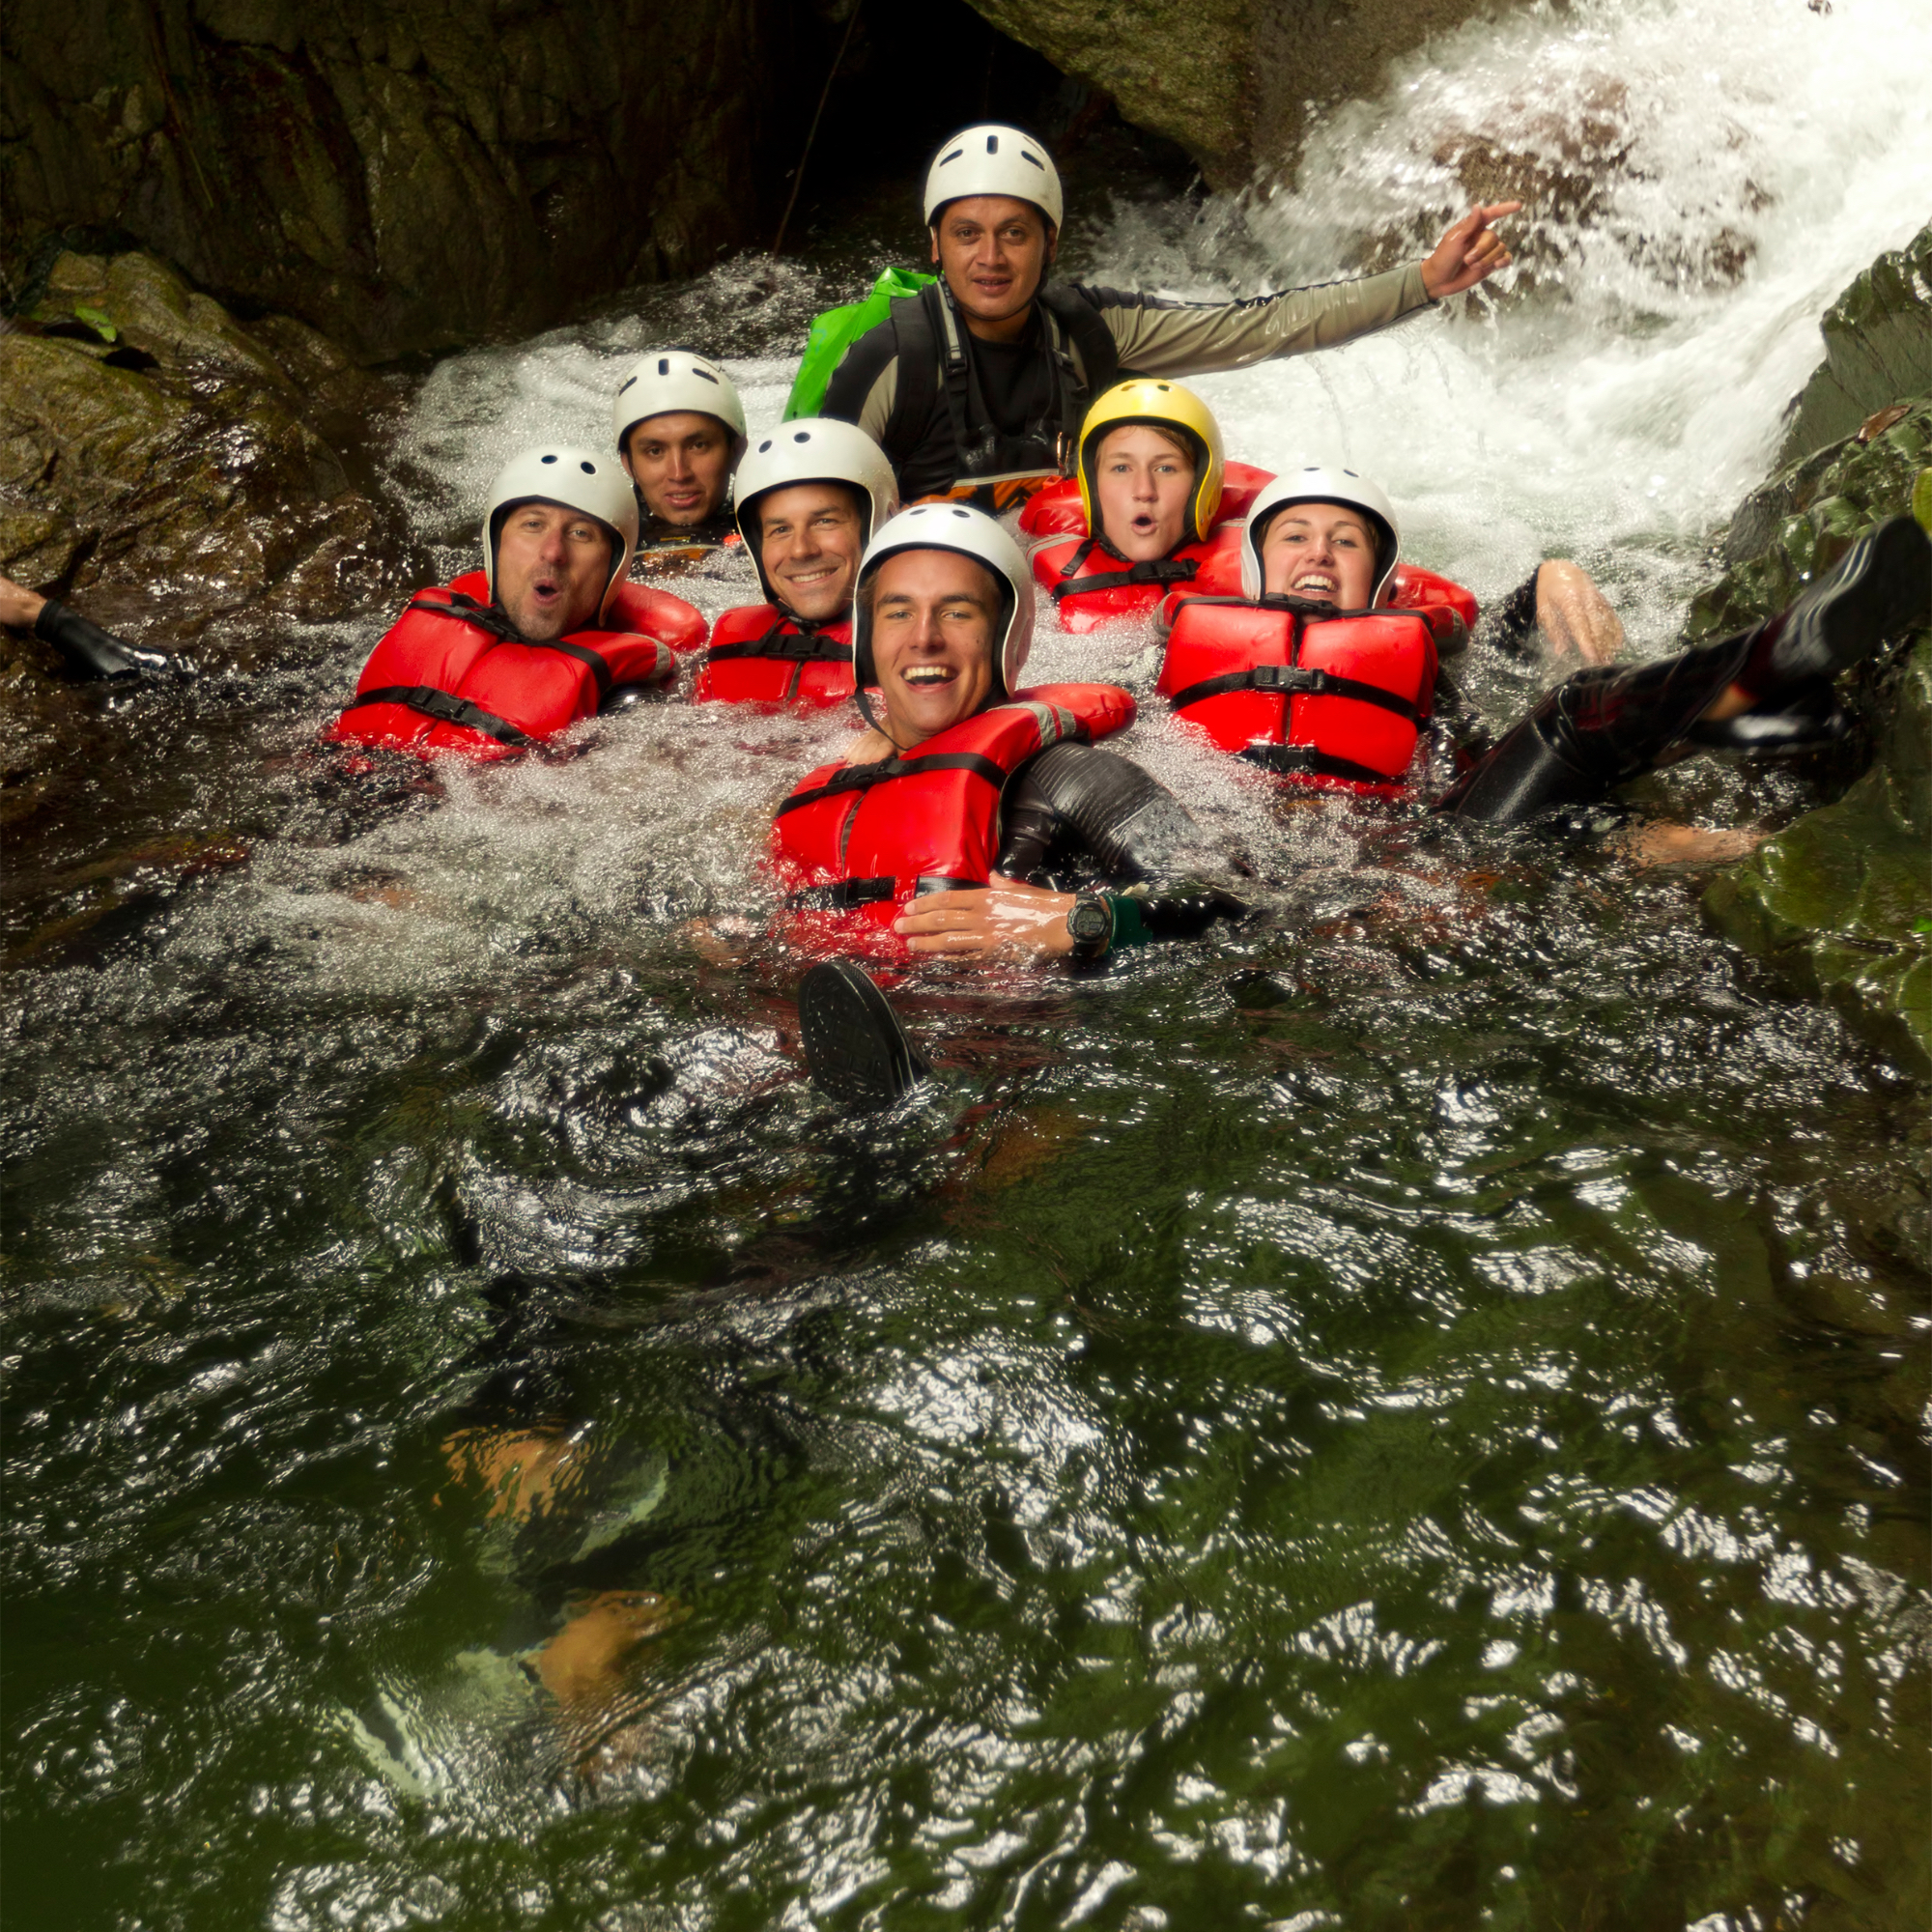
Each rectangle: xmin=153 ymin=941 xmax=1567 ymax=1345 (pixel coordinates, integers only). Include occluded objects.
xmin=817 ymin=124 xmax=1520 ymax=508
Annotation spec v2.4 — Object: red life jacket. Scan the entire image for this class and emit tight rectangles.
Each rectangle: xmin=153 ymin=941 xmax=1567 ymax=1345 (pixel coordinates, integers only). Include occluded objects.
xmin=769 ymin=682 xmax=1136 ymax=954
xmin=690 ymin=606 xmax=854 ymax=709
xmin=604 ymin=578 xmax=709 ymax=656
xmin=1031 ymin=525 xmax=1245 ymax=633
xmin=1018 ymin=460 xmax=1276 ymax=539
xmin=1155 ymin=597 xmax=1438 ymax=795
xmin=1385 ymin=565 xmax=1477 ymax=654
xmin=325 ymin=570 xmax=696 ymax=759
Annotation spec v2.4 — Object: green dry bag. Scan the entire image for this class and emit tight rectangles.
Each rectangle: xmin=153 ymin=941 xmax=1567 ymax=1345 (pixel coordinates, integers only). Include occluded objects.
xmin=784 ymin=267 xmax=937 ymax=421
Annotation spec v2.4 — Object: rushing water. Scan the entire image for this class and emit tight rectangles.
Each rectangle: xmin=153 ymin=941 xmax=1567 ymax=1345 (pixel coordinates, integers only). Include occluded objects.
xmin=5 ymin=0 xmax=1930 ymax=1924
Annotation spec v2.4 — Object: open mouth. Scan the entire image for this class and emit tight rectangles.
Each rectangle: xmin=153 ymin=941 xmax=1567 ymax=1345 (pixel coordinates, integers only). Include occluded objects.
xmin=1293 ymin=572 xmax=1339 ymax=596
xmin=782 ymin=562 xmax=838 ymax=586
xmin=529 ymin=577 xmax=562 ymax=604
xmin=899 ymin=664 xmax=959 ymax=687
xmin=1130 ymin=513 xmax=1159 ymax=534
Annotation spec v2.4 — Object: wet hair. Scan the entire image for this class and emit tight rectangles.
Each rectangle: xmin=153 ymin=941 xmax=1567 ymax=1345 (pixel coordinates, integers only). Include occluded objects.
xmin=1095 ymin=421 xmax=1196 ymax=469
xmin=1255 ymin=499 xmax=1387 ymax=580
xmin=861 ymin=550 xmax=1007 ymax=639
xmin=752 ymin=478 xmax=867 ymax=545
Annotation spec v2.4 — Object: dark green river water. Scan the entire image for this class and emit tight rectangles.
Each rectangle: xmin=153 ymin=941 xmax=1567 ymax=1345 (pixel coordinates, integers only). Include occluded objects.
xmin=4 ymin=670 xmax=1925 ymax=1926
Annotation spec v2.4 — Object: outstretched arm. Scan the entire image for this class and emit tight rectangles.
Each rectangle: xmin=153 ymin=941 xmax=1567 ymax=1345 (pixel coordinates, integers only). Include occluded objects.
xmin=1 ymin=574 xmax=173 ymax=681
xmin=1085 ymin=202 xmax=1521 ymax=382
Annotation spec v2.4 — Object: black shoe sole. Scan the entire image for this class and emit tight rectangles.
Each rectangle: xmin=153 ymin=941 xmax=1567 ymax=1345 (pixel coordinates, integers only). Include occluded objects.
xmin=799 ymin=961 xmax=923 ymax=1109
xmin=1768 ymin=513 xmax=1932 ymax=689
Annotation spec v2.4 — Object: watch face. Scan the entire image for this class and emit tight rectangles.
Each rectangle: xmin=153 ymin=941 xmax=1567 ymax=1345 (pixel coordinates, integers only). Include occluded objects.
xmin=1068 ymin=896 xmax=1109 ymax=943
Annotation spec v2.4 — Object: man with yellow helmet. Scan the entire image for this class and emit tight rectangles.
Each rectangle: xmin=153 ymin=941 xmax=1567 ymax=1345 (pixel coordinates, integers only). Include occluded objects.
xmin=820 ymin=123 xmax=1520 ymax=509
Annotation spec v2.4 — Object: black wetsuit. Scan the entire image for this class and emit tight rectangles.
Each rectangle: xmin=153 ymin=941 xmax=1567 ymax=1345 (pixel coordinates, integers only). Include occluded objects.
xmin=995 ymin=740 xmax=1248 ymax=940
xmin=29 ymin=599 xmax=172 ymax=679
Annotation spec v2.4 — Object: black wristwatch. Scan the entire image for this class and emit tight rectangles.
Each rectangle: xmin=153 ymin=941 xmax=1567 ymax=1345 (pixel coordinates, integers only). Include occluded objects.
xmin=1065 ymin=892 xmax=1113 ymax=963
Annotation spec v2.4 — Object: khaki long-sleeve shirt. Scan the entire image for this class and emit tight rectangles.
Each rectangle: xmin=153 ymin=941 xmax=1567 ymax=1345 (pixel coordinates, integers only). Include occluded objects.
xmin=822 ymin=265 xmax=1434 ymax=501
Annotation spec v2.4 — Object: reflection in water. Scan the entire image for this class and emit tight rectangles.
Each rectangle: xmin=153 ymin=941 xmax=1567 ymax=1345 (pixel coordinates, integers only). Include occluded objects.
xmin=4 ymin=0 xmax=1929 ymax=1924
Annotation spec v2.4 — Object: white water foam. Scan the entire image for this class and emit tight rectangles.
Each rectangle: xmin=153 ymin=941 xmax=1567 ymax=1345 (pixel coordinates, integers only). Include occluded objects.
xmin=1092 ymin=0 xmax=1932 ymax=634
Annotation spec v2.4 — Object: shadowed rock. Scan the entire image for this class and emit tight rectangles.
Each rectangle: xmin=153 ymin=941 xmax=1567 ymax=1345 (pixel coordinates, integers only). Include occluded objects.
xmin=0 ymin=0 xmax=813 ymax=361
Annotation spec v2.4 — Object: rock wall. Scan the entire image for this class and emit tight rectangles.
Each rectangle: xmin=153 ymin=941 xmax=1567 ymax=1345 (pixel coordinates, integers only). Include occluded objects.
xmin=960 ymin=0 xmax=1506 ymax=187
xmin=0 ymin=0 xmax=810 ymax=363
xmin=1698 ymin=223 xmax=1932 ymax=1078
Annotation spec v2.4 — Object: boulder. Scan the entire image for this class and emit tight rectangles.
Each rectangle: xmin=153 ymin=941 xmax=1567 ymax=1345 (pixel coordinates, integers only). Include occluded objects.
xmin=961 ymin=0 xmax=1510 ymax=187
xmin=0 ymin=251 xmax=410 ymax=831
xmin=0 ymin=251 xmax=403 ymax=645
xmin=1776 ymin=222 xmax=1932 ymax=469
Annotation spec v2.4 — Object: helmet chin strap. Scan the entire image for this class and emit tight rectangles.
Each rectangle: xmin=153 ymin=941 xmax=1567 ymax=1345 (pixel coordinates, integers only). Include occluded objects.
xmin=851 ymin=683 xmax=908 ymax=753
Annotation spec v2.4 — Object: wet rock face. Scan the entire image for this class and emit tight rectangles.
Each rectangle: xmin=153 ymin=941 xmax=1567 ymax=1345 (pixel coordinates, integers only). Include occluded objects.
xmin=0 ymin=251 xmax=409 ymax=651
xmin=0 ymin=0 xmax=806 ymax=361
xmin=962 ymin=0 xmax=1507 ymax=186
xmin=1695 ymin=231 xmax=1932 ymax=1076
xmin=1776 ymin=223 xmax=1932 ymax=468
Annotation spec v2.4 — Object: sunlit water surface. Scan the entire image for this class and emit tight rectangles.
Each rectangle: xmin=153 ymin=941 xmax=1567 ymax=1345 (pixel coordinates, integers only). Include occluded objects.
xmin=5 ymin=0 xmax=1929 ymax=1924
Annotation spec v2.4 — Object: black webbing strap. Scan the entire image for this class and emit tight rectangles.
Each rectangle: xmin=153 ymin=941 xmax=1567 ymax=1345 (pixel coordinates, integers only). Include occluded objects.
xmin=406 ymin=590 xmax=525 ymax=641
xmin=706 ymin=617 xmax=852 ymax=666
xmin=884 ymin=287 xmax=940 ymax=468
xmin=1166 ymin=662 xmax=1420 ymax=723
xmin=1052 ymin=537 xmax=1200 ymax=602
xmin=404 ymin=591 xmax=613 ymax=693
xmin=784 ymin=874 xmax=984 ymax=911
xmin=1238 ymin=743 xmax=1396 ymax=787
xmin=774 ymin=751 xmax=1009 ymax=817
xmin=1038 ymin=284 xmax=1122 ymax=398
xmin=341 ymin=685 xmax=535 ymax=748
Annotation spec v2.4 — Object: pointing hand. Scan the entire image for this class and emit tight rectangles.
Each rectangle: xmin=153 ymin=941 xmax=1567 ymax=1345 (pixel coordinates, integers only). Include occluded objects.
xmin=1421 ymin=202 xmax=1523 ymax=300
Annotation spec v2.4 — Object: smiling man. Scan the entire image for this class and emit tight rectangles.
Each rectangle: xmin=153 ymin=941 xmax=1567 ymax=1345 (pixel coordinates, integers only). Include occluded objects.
xmin=327 ymin=446 xmax=703 ymax=758
xmin=770 ymin=502 xmax=1247 ymax=1103
xmin=692 ymin=419 xmax=898 ymax=708
xmin=820 ymin=124 xmax=1520 ymax=509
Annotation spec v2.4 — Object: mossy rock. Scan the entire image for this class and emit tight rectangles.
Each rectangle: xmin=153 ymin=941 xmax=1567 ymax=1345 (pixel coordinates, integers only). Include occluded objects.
xmin=1707 ymin=634 xmax=1932 ymax=1076
xmin=1692 ymin=226 xmax=1932 ymax=1079
xmin=1691 ymin=401 xmax=1931 ymax=639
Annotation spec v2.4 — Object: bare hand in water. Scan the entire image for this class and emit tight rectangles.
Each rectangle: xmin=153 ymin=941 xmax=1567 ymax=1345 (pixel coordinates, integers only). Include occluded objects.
xmin=0 ymin=573 xmax=48 ymax=631
xmin=1535 ymin=559 xmax=1626 ymax=666
xmin=1421 ymin=202 xmax=1523 ymax=299
xmin=894 ymin=874 xmax=1080 ymax=958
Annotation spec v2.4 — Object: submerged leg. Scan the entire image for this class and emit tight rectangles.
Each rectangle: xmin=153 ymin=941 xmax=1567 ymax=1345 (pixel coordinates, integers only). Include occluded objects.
xmin=1437 ymin=515 xmax=1931 ymax=828
xmin=798 ymin=960 xmax=927 ymax=1108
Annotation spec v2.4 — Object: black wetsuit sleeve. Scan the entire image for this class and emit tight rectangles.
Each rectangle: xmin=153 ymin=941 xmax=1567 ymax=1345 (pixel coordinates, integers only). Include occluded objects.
xmin=33 ymin=599 xmax=172 ymax=681
xmin=997 ymin=741 xmax=1249 ymax=941
xmin=821 ymin=318 xmax=901 ymax=442
xmin=1475 ymin=571 xmax=1541 ymax=660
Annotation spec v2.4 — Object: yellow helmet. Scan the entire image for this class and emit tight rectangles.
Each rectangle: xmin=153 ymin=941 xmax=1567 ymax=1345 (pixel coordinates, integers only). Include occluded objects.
xmin=1075 ymin=380 xmax=1226 ymax=548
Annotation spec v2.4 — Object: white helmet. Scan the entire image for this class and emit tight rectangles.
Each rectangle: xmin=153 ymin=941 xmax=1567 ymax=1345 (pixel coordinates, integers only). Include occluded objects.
xmin=923 ymin=124 xmax=1064 ymax=231
xmin=611 ymin=349 xmax=748 ymax=453
xmin=734 ymin=418 xmax=899 ymax=606
xmin=481 ymin=445 xmax=639 ymax=620
xmin=1240 ymin=464 xmax=1402 ymax=605
xmin=853 ymin=503 xmax=1034 ymax=700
